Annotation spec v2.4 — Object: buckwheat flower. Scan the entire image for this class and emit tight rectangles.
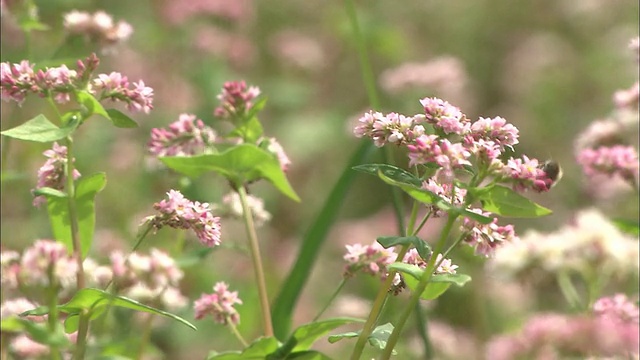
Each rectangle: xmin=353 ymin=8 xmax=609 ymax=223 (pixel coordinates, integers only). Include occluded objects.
xmin=613 ymin=81 xmax=639 ymax=110
xmin=468 ymin=116 xmax=519 ymax=150
xmin=1 ymin=249 xmax=20 ymax=289
xmin=460 ymin=209 xmax=518 ymax=257
xmin=92 ymin=72 xmax=154 ymax=114
xmin=402 ymin=249 xmax=457 ymax=275
xmin=343 ymin=242 xmax=397 ymax=279
xmin=419 ymin=97 xmax=469 ymax=135
xmin=261 ymin=137 xmax=292 ymax=172
xmin=32 ymin=142 xmax=81 ymax=207
xmin=577 ymin=145 xmax=639 ymax=184
xmin=64 ymin=10 xmax=133 ymax=46
xmin=503 ymin=155 xmax=554 ymax=192
xmin=465 ymin=138 xmax=503 ymax=161
xmin=151 ymin=190 xmax=222 ymax=247
xmin=402 ymin=248 xmax=427 ymax=267
xmin=194 ymin=282 xmax=242 ymax=325
xmin=435 ymin=254 xmax=458 ymax=274
xmin=213 ymin=80 xmax=260 ymax=119
xmin=573 ymin=118 xmax=623 ymax=151
xmin=353 ymin=111 xmax=386 ymax=145
xmin=593 ymin=294 xmax=639 ymax=324
xmin=19 ymin=240 xmax=78 ymax=290
xmin=406 ymin=134 xmax=440 ymax=166
xmin=212 ymin=191 xmax=272 ymax=227
xmin=1 ymin=60 xmax=36 ymax=104
xmin=83 ymin=258 xmax=112 ymax=287
xmin=421 ymin=179 xmax=466 ymax=217
xmin=148 ymin=113 xmax=216 ymax=157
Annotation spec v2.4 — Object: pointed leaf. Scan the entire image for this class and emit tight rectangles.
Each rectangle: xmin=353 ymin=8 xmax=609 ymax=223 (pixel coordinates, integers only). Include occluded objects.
xmin=160 ymin=144 xmax=299 ymax=201
xmin=230 ymin=117 xmax=263 ymax=143
xmin=470 ymin=185 xmax=552 ymax=218
xmin=287 ymin=318 xmax=363 ymax=353
xmin=377 ymin=236 xmax=432 ymax=260
xmin=377 ymin=170 xmax=439 ymax=204
xmin=105 ymin=109 xmax=138 ymax=128
xmin=353 ymin=164 xmax=422 ymax=187
xmin=388 ymin=263 xmax=471 ymax=300
xmin=285 ymin=351 xmax=333 ymax=360
xmin=33 ymin=187 xmax=68 ymax=198
xmin=328 ymin=323 xmax=395 ymax=353
xmin=76 ymin=90 xmax=110 ymax=120
xmin=207 ymin=337 xmax=279 ymax=359
xmin=1 ymin=114 xmax=79 ymax=142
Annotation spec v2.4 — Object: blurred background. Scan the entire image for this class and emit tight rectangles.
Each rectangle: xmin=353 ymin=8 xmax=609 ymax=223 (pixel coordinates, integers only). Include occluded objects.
xmin=1 ymin=0 xmax=638 ymax=359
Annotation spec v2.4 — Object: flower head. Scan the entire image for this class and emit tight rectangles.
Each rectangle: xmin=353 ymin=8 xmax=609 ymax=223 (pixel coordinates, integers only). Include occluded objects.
xmin=460 ymin=209 xmax=518 ymax=257
xmin=343 ymin=242 xmax=396 ymax=279
xmin=92 ymin=72 xmax=154 ymax=114
xmin=64 ymin=10 xmax=133 ymax=47
xmin=194 ymin=282 xmax=242 ymax=325
xmin=213 ymin=80 xmax=260 ymax=119
xmin=32 ymin=142 xmax=81 ymax=207
xmin=577 ymin=145 xmax=639 ymax=184
xmin=419 ymin=97 xmax=469 ymax=135
xmin=148 ymin=113 xmax=216 ymax=157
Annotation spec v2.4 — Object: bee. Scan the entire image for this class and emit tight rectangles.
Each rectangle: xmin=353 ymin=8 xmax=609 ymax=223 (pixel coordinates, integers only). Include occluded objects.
xmin=539 ymin=160 xmax=563 ymax=188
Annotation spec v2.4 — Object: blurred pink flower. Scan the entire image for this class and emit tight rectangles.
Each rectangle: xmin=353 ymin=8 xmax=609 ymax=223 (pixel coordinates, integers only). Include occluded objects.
xmin=576 ymin=145 xmax=639 ymax=184
xmin=148 ymin=113 xmax=216 ymax=157
xmin=162 ymin=0 xmax=254 ymax=25
xmin=461 ymin=209 xmax=518 ymax=257
xmin=593 ymin=293 xmax=639 ymax=324
xmin=269 ymin=30 xmax=325 ymax=71
xmin=63 ymin=10 xmax=133 ymax=47
xmin=194 ymin=282 xmax=242 ymax=325
xmin=420 ymin=97 xmax=469 ymax=135
xmin=213 ymin=80 xmax=260 ymax=119
xmin=613 ymin=81 xmax=639 ymax=110
xmin=32 ymin=142 xmax=81 ymax=207
xmin=343 ymin=241 xmax=396 ymax=280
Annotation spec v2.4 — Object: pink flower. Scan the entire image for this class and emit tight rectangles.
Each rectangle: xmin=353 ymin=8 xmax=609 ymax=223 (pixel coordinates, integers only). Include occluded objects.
xmin=19 ymin=240 xmax=78 ymax=290
xmin=593 ymin=294 xmax=639 ymax=324
xmin=194 ymin=282 xmax=242 ymax=325
xmin=1 ymin=298 xmax=45 ymax=322
xmin=31 ymin=142 xmax=81 ymax=207
xmin=64 ymin=10 xmax=133 ymax=46
xmin=421 ymin=179 xmax=467 ymax=217
xmin=468 ymin=116 xmax=519 ymax=150
xmin=151 ymin=190 xmax=222 ymax=247
xmin=148 ymin=113 xmax=216 ymax=157
xmin=576 ymin=145 xmax=639 ymax=183
xmin=613 ymin=81 xmax=639 ymax=110
xmin=343 ymin=242 xmax=397 ymax=279
xmin=503 ymin=155 xmax=554 ymax=193
xmin=92 ymin=72 xmax=154 ymax=114
xmin=1 ymin=60 xmax=36 ymax=104
xmin=460 ymin=209 xmax=518 ymax=257
xmin=260 ymin=137 xmax=291 ymax=172
xmin=419 ymin=97 xmax=469 ymax=135
xmin=213 ymin=80 xmax=260 ymax=119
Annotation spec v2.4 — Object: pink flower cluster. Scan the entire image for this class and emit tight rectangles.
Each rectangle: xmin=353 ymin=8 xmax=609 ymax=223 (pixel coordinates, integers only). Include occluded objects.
xmin=460 ymin=209 xmax=518 ymax=257
xmin=150 ymin=190 xmax=222 ymax=247
xmin=486 ymin=296 xmax=640 ymax=360
xmin=1 ymin=55 xmax=154 ymax=114
xmin=194 ymin=282 xmax=243 ymax=326
xmin=213 ymin=80 xmax=260 ymax=119
xmin=421 ymin=180 xmax=466 ymax=217
xmin=63 ymin=10 xmax=133 ymax=46
xmin=32 ymin=142 xmax=81 ymax=207
xmin=593 ymin=293 xmax=639 ymax=324
xmin=402 ymin=249 xmax=458 ymax=275
xmin=577 ymin=145 xmax=639 ymax=183
xmin=260 ymin=137 xmax=292 ymax=172
xmin=343 ymin=242 xmax=397 ymax=279
xmin=354 ymin=96 xmax=551 ymax=193
xmin=148 ymin=113 xmax=217 ymax=157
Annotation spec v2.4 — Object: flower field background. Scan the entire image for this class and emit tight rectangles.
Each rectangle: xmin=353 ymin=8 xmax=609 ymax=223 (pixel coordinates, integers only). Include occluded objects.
xmin=1 ymin=0 xmax=638 ymax=359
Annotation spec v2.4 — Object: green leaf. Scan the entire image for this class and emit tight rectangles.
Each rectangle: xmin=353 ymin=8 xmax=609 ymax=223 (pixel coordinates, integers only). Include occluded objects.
xmin=33 ymin=187 xmax=68 ymax=198
xmin=105 ymin=109 xmax=138 ymax=128
xmin=20 ymin=321 xmax=69 ymax=347
xmin=612 ymin=218 xmax=640 ymax=236
xmin=376 ymin=170 xmax=439 ymax=204
xmin=353 ymin=164 xmax=422 ymax=187
xmin=470 ymin=185 xmax=552 ymax=218
xmin=230 ymin=117 xmax=264 ymax=143
xmin=388 ymin=263 xmax=471 ymax=300
xmin=283 ymin=318 xmax=364 ymax=354
xmin=460 ymin=208 xmax=494 ymax=224
xmin=18 ymin=18 xmax=50 ymax=32
xmin=76 ymin=90 xmax=110 ymax=120
xmin=1 ymin=114 xmax=79 ymax=142
xmin=285 ymin=351 xmax=333 ymax=360
xmin=328 ymin=323 xmax=395 ymax=353
xmin=207 ymin=337 xmax=280 ymax=359
xmin=244 ymin=97 xmax=268 ymax=121
xmin=22 ymin=288 xmax=196 ymax=331
xmin=45 ymin=173 xmax=107 ymax=258
xmin=377 ymin=236 xmax=432 ymax=261
xmin=272 ymin=141 xmax=375 ymax=338
xmin=160 ymin=144 xmax=300 ymax=202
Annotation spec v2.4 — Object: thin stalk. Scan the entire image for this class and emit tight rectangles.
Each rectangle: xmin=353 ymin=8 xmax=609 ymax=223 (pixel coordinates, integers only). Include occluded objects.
xmin=313 ymin=278 xmax=348 ymax=322
xmin=228 ymin=320 xmax=249 ymax=347
xmin=380 ymin=213 xmax=458 ymax=359
xmin=413 ymin=303 xmax=433 ymax=359
xmin=349 ymin=244 xmax=410 ymax=360
xmin=47 ymin=266 xmax=62 ymax=360
xmin=136 ymin=313 xmax=154 ymax=360
xmin=557 ymin=271 xmax=583 ymax=311
xmin=237 ymin=186 xmax=273 ymax=337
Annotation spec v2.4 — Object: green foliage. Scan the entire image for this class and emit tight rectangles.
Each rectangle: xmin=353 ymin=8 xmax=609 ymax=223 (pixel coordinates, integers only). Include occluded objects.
xmin=1 ymin=114 xmax=79 ymax=142
xmin=388 ymin=263 xmax=472 ymax=300
xmin=328 ymin=323 xmax=395 ymax=354
xmin=469 ymin=185 xmax=552 ymax=218
xmin=376 ymin=235 xmax=432 ymax=260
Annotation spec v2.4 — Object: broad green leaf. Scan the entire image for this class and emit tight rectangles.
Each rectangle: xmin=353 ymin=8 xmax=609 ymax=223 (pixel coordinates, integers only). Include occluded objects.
xmin=460 ymin=208 xmax=494 ymax=225
xmin=22 ymin=288 xmax=196 ymax=331
xmin=328 ymin=323 xmax=395 ymax=353
xmin=286 ymin=318 xmax=363 ymax=353
xmin=1 ymin=114 xmax=79 ymax=142
xmin=160 ymin=144 xmax=299 ymax=202
xmin=353 ymin=164 xmax=422 ymax=187
xmin=230 ymin=117 xmax=264 ymax=143
xmin=470 ymin=185 xmax=552 ymax=218
xmin=272 ymin=141 xmax=375 ymax=338
xmin=105 ymin=109 xmax=138 ymax=128
xmin=45 ymin=173 xmax=106 ymax=258
xmin=76 ymin=90 xmax=110 ymax=120
xmin=20 ymin=321 xmax=69 ymax=347
xmin=18 ymin=18 xmax=50 ymax=31
xmin=377 ymin=170 xmax=439 ymax=204
xmin=612 ymin=218 xmax=640 ymax=236
xmin=207 ymin=337 xmax=280 ymax=359
xmin=244 ymin=97 xmax=268 ymax=122
xmin=377 ymin=236 xmax=432 ymax=261
xmin=285 ymin=351 xmax=333 ymax=360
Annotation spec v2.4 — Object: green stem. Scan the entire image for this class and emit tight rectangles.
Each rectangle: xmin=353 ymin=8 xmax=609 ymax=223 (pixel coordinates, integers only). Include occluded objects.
xmin=237 ymin=185 xmax=273 ymax=337
xmin=556 ymin=271 xmax=583 ymax=311
xmin=313 ymin=278 xmax=348 ymax=322
xmin=380 ymin=213 xmax=458 ymax=359
xmin=413 ymin=303 xmax=433 ymax=359
xmin=228 ymin=320 xmax=249 ymax=347
xmin=349 ymin=245 xmax=410 ymax=360
xmin=47 ymin=266 xmax=62 ymax=360
xmin=136 ymin=313 xmax=154 ymax=360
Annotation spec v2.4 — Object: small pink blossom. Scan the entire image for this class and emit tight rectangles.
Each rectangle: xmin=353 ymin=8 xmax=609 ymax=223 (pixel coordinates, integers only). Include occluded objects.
xmin=213 ymin=80 xmax=260 ymax=119
xmin=461 ymin=209 xmax=518 ymax=257
xmin=148 ymin=113 xmax=216 ymax=157
xmin=593 ymin=294 xmax=639 ymax=324
xmin=421 ymin=179 xmax=466 ymax=217
xmin=19 ymin=240 xmax=78 ymax=290
xmin=1 ymin=298 xmax=45 ymax=322
xmin=194 ymin=282 xmax=242 ymax=325
xmin=262 ymin=137 xmax=291 ymax=172
xmin=407 ymin=135 xmax=471 ymax=177
xmin=468 ymin=116 xmax=519 ymax=150
xmin=613 ymin=81 xmax=639 ymax=110
xmin=92 ymin=72 xmax=154 ymax=114
xmin=64 ymin=10 xmax=133 ymax=46
xmin=343 ymin=242 xmax=397 ymax=280
xmin=419 ymin=97 xmax=469 ymax=135
xmin=503 ymin=155 xmax=554 ymax=193
xmin=576 ymin=145 xmax=639 ymax=183
xmin=32 ymin=142 xmax=81 ymax=207
xmin=151 ymin=190 xmax=222 ymax=247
